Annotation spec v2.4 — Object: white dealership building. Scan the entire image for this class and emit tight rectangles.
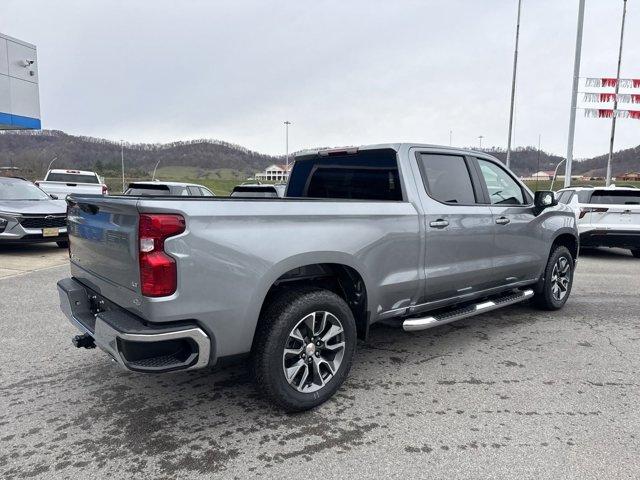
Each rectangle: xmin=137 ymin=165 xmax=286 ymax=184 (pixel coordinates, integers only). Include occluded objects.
xmin=0 ymin=33 xmax=40 ymax=130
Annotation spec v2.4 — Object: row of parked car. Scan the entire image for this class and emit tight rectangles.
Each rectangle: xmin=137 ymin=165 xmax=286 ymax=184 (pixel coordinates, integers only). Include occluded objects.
xmin=1 ymin=167 xmax=638 ymax=255
xmin=0 ymin=168 xmax=287 ymax=246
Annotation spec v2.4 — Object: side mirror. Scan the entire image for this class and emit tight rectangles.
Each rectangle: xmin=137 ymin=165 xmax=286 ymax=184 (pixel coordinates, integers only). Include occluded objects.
xmin=50 ymin=194 xmax=59 ymax=200
xmin=534 ymin=190 xmax=557 ymax=213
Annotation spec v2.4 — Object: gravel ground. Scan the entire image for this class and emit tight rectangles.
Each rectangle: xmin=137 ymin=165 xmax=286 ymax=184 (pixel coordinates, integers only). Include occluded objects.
xmin=1 ymin=248 xmax=638 ymax=479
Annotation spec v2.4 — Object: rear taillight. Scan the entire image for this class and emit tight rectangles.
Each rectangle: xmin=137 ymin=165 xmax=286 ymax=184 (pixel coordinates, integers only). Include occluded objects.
xmin=138 ymin=214 xmax=185 ymax=297
xmin=102 ymin=184 xmax=108 ymax=195
xmin=579 ymin=207 xmax=608 ymax=219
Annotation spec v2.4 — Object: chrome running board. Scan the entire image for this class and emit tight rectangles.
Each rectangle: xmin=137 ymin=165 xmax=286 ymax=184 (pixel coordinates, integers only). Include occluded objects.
xmin=402 ymin=289 xmax=534 ymax=332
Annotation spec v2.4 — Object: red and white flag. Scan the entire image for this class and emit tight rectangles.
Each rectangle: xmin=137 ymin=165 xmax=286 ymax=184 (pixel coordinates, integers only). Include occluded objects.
xmin=583 ymin=92 xmax=640 ymax=103
xmin=585 ymin=77 xmax=640 ymax=89
xmin=584 ymin=108 xmax=640 ymax=119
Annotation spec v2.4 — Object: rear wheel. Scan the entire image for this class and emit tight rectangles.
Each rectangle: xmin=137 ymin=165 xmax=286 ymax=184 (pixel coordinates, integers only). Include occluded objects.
xmin=252 ymin=287 xmax=357 ymax=412
xmin=631 ymin=249 xmax=640 ymax=258
xmin=534 ymin=245 xmax=574 ymax=310
xmin=56 ymin=241 xmax=69 ymax=249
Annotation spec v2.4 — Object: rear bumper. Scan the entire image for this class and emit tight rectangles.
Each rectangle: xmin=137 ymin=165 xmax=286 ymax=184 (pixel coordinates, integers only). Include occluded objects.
xmin=580 ymin=229 xmax=640 ymax=249
xmin=57 ymin=277 xmax=211 ymax=373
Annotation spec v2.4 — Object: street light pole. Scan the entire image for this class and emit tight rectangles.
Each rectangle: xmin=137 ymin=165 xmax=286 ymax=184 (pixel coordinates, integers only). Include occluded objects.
xmin=151 ymin=160 xmax=161 ymax=181
xmin=606 ymin=0 xmax=628 ymax=187
xmin=478 ymin=135 xmax=484 ymax=149
xmin=120 ymin=141 xmax=125 ymax=192
xmin=565 ymin=0 xmax=586 ymax=188
xmin=284 ymin=120 xmax=292 ymax=178
xmin=47 ymin=156 xmax=57 ymax=171
xmin=506 ymin=0 xmax=523 ymax=168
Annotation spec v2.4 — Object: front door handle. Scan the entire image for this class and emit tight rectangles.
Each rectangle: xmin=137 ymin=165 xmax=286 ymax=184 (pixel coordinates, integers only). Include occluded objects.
xmin=495 ymin=217 xmax=511 ymax=225
xmin=429 ymin=219 xmax=449 ymax=228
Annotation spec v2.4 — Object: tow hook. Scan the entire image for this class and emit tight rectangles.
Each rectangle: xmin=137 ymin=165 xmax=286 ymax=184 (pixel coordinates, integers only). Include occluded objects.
xmin=72 ymin=333 xmax=96 ymax=349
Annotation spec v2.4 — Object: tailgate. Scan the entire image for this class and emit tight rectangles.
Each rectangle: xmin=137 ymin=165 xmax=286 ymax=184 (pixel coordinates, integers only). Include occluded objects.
xmin=42 ymin=182 xmax=102 ymax=197
xmin=67 ymin=195 xmax=140 ymax=292
xmin=590 ymin=204 xmax=640 ymax=228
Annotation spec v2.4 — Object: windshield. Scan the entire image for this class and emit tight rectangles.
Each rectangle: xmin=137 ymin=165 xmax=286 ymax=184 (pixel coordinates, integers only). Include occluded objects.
xmin=0 ymin=181 xmax=51 ymax=200
xmin=46 ymin=173 xmax=99 ymax=184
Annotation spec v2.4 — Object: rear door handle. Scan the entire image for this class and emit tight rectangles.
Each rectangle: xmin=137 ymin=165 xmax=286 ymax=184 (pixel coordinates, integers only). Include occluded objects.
xmin=495 ymin=217 xmax=510 ymax=225
xmin=429 ymin=219 xmax=449 ymax=228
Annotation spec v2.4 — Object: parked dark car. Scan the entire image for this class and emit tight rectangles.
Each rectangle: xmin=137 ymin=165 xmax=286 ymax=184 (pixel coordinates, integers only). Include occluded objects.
xmin=230 ymin=183 xmax=286 ymax=198
xmin=124 ymin=181 xmax=215 ymax=197
xmin=0 ymin=176 xmax=68 ymax=247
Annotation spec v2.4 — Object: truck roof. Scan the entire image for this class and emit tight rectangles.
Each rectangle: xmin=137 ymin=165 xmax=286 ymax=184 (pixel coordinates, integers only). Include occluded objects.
xmin=48 ymin=169 xmax=98 ymax=176
xmin=294 ymin=143 xmax=486 ymax=159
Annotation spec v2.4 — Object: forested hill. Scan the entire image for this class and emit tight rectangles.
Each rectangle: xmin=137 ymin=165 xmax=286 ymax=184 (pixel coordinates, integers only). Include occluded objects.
xmin=0 ymin=130 xmax=638 ymax=178
xmin=0 ymin=130 xmax=279 ymax=177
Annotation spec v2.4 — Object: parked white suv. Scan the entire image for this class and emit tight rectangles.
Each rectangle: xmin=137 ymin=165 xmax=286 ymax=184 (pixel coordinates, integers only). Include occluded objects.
xmin=37 ymin=169 xmax=107 ymax=198
xmin=556 ymin=186 xmax=640 ymax=257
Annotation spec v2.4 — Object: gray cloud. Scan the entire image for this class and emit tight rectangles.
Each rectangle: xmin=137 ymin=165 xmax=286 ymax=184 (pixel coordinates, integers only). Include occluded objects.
xmin=1 ymin=0 xmax=638 ymax=158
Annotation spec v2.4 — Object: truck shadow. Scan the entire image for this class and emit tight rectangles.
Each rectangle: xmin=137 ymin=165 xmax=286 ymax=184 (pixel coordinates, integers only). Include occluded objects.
xmin=3 ymin=301 xmax=557 ymax=478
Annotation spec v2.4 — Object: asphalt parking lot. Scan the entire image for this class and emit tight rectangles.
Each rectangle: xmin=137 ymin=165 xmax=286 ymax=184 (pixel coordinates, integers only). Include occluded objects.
xmin=1 ymin=247 xmax=639 ymax=479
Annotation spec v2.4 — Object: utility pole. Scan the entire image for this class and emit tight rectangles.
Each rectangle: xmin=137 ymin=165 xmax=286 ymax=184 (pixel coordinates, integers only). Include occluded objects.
xmin=449 ymin=130 xmax=453 ymax=146
xmin=478 ymin=135 xmax=484 ymax=149
xmin=565 ymin=0 xmax=586 ymax=188
xmin=120 ymin=141 xmax=125 ymax=192
xmin=506 ymin=0 xmax=523 ymax=168
xmin=606 ymin=0 xmax=628 ymax=187
xmin=284 ymin=121 xmax=292 ymax=176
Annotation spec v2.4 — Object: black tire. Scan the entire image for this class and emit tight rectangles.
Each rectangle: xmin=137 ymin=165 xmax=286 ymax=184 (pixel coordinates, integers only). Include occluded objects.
xmin=252 ymin=286 xmax=357 ymax=412
xmin=534 ymin=245 xmax=574 ymax=310
xmin=631 ymin=249 xmax=640 ymax=258
xmin=56 ymin=241 xmax=69 ymax=249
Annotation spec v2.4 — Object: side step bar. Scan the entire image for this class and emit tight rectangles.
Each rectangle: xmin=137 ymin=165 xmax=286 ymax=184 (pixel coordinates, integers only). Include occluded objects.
xmin=403 ymin=289 xmax=534 ymax=332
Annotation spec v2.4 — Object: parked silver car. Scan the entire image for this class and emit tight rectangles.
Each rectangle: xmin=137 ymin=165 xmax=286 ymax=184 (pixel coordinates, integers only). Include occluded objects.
xmin=0 ymin=177 xmax=68 ymax=247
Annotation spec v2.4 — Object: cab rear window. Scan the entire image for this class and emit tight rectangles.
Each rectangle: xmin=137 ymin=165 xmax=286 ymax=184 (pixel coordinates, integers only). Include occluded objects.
xmin=287 ymin=149 xmax=402 ymax=201
xmin=47 ymin=173 xmax=99 ymax=184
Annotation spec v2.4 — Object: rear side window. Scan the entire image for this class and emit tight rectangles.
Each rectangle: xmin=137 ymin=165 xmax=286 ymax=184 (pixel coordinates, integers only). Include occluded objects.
xmin=577 ymin=191 xmax=592 ymax=203
xmin=306 ymin=167 xmax=401 ymax=201
xmin=47 ymin=173 xmax=99 ymax=184
xmin=418 ymin=154 xmax=476 ymax=204
xmin=590 ymin=190 xmax=640 ymax=205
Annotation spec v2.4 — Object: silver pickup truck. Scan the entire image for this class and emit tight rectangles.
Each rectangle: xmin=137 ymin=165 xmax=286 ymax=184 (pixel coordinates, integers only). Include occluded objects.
xmin=57 ymin=144 xmax=578 ymax=411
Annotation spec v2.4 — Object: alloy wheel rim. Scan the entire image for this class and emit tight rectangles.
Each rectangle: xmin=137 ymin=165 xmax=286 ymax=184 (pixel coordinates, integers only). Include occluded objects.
xmin=282 ymin=311 xmax=346 ymax=393
xmin=550 ymin=256 xmax=571 ymax=301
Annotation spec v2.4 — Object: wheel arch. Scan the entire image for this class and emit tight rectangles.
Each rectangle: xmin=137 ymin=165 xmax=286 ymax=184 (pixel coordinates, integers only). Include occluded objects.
xmin=250 ymin=253 xmax=373 ymax=349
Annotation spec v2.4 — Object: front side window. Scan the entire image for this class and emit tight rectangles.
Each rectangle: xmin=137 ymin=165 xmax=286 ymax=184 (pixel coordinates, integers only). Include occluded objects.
xmin=418 ymin=154 xmax=476 ymax=204
xmin=477 ymin=159 xmax=525 ymax=205
xmin=187 ymin=186 xmax=202 ymax=196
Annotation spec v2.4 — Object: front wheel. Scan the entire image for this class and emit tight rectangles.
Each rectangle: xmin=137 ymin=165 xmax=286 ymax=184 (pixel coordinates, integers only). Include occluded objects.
xmin=534 ymin=245 xmax=574 ymax=310
xmin=252 ymin=287 xmax=357 ymax=412
xmin=56 ymin=241 xmax=69 ymax=249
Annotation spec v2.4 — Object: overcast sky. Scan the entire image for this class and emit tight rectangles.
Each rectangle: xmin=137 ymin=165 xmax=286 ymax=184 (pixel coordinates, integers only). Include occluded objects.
xmin=2 ymin=0 xmax=639 ymax=158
